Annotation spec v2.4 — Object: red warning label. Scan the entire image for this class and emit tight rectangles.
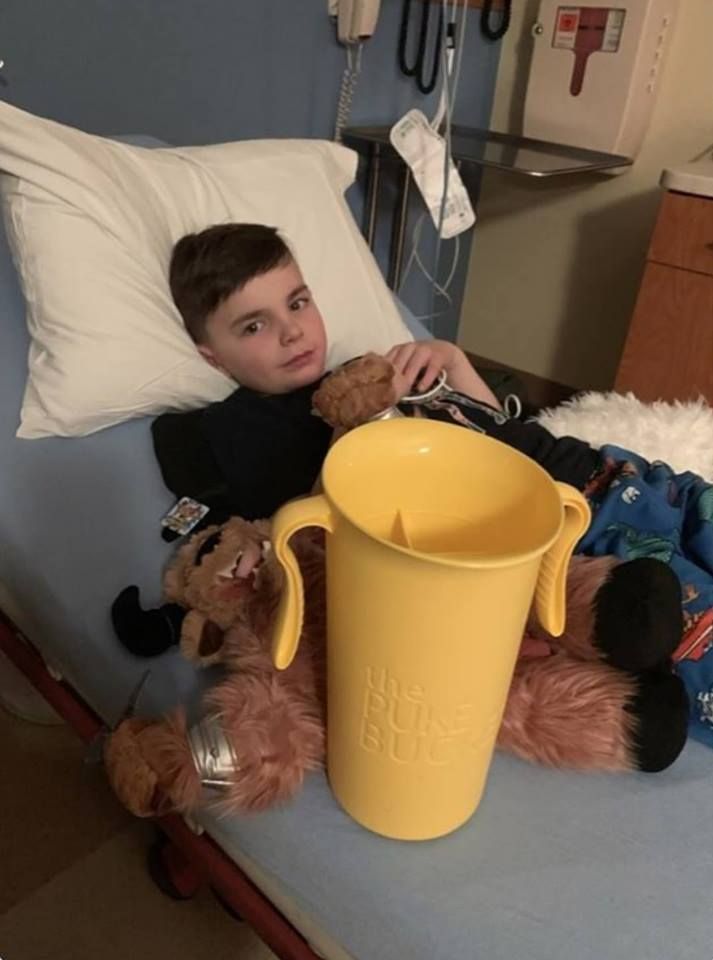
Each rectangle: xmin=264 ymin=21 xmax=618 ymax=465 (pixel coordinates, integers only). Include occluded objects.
xmin=558 ymin=10 xmax=579 ymax=32
xmin=553 ymin=6 xmax=581 ymax=49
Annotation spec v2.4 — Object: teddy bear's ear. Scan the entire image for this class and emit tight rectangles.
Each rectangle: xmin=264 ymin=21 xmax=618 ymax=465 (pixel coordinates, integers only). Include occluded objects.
xmin=180 ymin=609 xmax=226 ymax=666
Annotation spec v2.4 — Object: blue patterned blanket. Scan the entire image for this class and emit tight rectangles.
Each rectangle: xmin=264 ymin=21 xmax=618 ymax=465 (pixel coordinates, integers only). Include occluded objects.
xmin=580 ymin=445 xmax=713 ymax=747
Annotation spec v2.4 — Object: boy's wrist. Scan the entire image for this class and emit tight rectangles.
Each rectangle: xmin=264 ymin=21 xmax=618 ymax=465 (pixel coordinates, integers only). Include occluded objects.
xmin=444 ymin=343 xmax=469 ymax=380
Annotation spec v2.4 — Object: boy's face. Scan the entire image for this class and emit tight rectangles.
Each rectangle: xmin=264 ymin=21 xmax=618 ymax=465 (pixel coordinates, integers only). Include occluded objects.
xmin=198 ymin=258 xmax=327 ymax=393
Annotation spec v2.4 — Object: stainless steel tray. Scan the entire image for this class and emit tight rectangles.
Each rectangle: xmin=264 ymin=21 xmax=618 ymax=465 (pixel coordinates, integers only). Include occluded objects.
xmin=344 ymin=125 xmax=632 ymax=177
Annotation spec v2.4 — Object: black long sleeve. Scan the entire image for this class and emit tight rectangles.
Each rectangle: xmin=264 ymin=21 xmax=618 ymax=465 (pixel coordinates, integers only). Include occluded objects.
xmin=152 ymin=381 xmax=331 ymax=521
xmin=413 ymin=395 xmax=600 ymax=490
xmin=152 ymin=384 xmax=599 ymax=524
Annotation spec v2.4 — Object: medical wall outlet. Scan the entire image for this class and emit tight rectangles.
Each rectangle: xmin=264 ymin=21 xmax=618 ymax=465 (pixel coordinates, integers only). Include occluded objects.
xmin=523 ymin=1 xmax=679 ymax=158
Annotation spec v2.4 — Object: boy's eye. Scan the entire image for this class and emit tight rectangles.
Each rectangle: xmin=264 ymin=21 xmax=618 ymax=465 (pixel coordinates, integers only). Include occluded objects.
xmin=289 ymin=295 xmax=310 ymax=312
xmin=241 ymin=319 xmax=265 ymax=337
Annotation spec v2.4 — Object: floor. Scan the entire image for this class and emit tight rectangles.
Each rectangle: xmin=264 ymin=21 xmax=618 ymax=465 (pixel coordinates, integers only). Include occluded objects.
xmin=0 ymin=705 xmax=275 ymax=960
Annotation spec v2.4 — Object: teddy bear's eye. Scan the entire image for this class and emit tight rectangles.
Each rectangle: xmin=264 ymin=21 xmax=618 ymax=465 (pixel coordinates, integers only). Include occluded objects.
xmin=194 ymin=531 xmax=222 ymax=566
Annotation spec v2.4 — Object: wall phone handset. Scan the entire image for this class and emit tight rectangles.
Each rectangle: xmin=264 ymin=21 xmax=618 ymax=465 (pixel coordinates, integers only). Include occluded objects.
xmin=337 ymin=0 xmax=381 ymax=44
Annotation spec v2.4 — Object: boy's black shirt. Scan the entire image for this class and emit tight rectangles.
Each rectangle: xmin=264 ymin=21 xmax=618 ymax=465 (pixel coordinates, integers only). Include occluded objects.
xmin=152 ymin=378 xmax=599 ymax=522
xmin=152 ymin=380 xmax=332 ymax=521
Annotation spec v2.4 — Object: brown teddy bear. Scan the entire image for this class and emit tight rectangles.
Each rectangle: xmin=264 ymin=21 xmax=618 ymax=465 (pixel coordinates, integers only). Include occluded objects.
xmin=107 ymin=517 xmax=327 ymax=818
xmin=105 ymin=520 xmax=687 ymax=821
xmin=104 ymin=355 xmax=689 ymax=820
xmin=312 ymin=353 xmax=399 ymax=428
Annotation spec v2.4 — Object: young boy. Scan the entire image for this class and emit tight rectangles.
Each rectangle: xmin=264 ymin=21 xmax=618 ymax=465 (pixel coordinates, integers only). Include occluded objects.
xmin=156 ymin=222 xmax=713 ymax=748
xmin=164 ymin=222 xmax=602 ymax=504
xmin=169 ymin=222 xmax=502 ymax=408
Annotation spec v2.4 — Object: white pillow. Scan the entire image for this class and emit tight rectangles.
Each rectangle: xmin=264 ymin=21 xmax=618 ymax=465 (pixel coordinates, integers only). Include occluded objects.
xmin=0 ymin=102 xmax=411 ymax=438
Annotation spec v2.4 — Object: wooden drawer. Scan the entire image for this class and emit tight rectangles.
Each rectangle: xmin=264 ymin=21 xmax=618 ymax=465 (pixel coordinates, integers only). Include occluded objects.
xmin=615 ymin=261 xmax=713 ymax=403
xmin=649 ymin=191 xmax=713 ymax=277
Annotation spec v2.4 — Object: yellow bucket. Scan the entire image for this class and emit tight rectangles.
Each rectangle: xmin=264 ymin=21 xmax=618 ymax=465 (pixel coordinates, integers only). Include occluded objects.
xmin=270 ymin=419 xmax=590 ymax=841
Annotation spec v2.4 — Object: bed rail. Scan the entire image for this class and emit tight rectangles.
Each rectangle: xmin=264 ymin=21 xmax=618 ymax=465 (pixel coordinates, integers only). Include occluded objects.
xmin=0 ymin=609 xmax=322 ymax=960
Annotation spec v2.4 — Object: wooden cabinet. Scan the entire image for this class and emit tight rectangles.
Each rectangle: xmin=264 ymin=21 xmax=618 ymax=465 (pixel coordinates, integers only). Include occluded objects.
xmin=615 ymin=191 xmax=713 ymax=403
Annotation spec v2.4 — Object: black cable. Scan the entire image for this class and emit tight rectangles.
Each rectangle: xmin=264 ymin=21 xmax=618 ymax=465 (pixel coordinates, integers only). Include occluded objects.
xmin=398 ymin=0 xmax=443 ymax=94
xmin=398 ymin=0 xmax=420 ymax=76
xmin=480 ymin=0 xmax=512 ymax=42
xmin=417 ymin=3 xmax=442 ymax=94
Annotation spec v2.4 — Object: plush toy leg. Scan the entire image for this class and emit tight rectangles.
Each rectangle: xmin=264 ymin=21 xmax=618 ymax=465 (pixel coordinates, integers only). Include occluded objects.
xmin=107 ymin=709 xmax=247 ymax=818
xmin=106 ymin=662 xmax=325 ymax=818
xmin=140 ymin=670 xmax=324 ymax=816
xmin=203 ymin=665 xmax=325 ymax=814
xmin=104 ymin=716 xmax=189 ymax=817
xmin=136 ymin=713 xmax=204 ymax=813
xmin=536 ymin=555 xmax=684 ymax=673
xmin=498 ymin=655 xmax=688 ymax=773
xmin=593 ymin=557 xmax=683 ymax=672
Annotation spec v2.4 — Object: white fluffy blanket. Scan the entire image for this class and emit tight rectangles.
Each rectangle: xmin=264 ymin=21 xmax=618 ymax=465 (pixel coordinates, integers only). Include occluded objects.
xmin=536 ymin=392 xmax=713 ymax=482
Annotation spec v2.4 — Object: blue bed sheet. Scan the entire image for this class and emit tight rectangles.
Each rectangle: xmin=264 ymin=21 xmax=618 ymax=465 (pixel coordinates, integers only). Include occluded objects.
xmin=208 ymin=745 xmax=712 ymax=960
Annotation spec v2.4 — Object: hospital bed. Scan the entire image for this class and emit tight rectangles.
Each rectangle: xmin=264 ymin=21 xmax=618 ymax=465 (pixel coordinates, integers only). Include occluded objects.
xmin=1 ymin=135 xmax=712 ymax=960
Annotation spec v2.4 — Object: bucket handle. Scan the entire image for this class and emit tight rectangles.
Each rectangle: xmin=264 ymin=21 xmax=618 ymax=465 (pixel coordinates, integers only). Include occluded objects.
xmin=271 ymin=482 xmax=589 ymax=664
xmin=534 ymin=482 xmax=591 ymax=637
xmin=270 ymin=495 xmax=335 ymax=670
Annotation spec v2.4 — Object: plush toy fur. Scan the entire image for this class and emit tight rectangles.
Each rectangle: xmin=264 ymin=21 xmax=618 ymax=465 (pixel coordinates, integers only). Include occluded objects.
xmin=537 ymin=391 xmax=713 ymax=481
xmin=106 ymin=523 xmax=687 ymax=820
xmin=312 ymin=353 xmax=398 ymax=428
xmin=106 ymin=519 xmax=327 ymax=817
xmin=105 ymin=357 xmax=690 ymax=820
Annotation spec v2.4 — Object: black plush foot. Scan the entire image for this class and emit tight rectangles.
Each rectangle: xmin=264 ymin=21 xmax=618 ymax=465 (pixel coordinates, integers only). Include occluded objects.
xmin=111 ymin=586 xmax=185 ymax=657
xmin=594 ymin=558 xmax=683 ymax=672
xmin=627 ymin=670 xmax=689 ymax=773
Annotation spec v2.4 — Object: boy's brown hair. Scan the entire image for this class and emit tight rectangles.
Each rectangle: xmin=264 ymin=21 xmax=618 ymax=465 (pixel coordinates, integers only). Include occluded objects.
xmin=169 ymin=223 xmax=291 ymax=342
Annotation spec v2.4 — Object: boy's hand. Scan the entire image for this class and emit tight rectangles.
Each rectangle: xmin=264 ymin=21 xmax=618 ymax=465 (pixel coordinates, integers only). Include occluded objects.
xmin=312 ymin=341 xmax=503 ymax=431
xmin=386 ymin=340 xmax=460 ymax=399
xmin=387 ymin=339 xmax=502 ymax=410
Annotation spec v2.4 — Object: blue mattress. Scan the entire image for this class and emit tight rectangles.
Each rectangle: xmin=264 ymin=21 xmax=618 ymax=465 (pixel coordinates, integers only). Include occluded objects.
xmin=1 ymin=142 xmax=712 ymax=960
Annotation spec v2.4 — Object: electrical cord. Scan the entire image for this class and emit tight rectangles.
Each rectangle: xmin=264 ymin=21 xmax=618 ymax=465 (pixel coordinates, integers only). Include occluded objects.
xmin=400 ymin=211 xmax=460 ymax=308
xmin=398 ymin=0 xmax=444 ymax=95
xmin=430 ymin=3 xmax=457 ymax=131
xmin=399 ymin=0 xmax=469 ymax=332
xmin=396 ymin=0 xmax=474 ymax=333
xmin=429 ymin=0 xmax=468 ymax=332
xmin=480 ymin=0 xmax=512 ymax=42
xmin=334 ymin=42 xmax=363 ymax=143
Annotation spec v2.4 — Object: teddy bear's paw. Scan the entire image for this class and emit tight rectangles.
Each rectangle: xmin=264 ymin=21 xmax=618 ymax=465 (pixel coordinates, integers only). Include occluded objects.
xmin=104 ymin=717 xmax=163 ymax=817
xmin=312 ymin=353 xmax=398 ymax=428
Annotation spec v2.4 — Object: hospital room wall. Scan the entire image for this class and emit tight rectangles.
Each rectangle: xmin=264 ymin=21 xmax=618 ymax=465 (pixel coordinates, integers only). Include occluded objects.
xmin=458 ymin=0 xmax=713 ymax=390
xmin=0 ymin=0 xmax=501 ymax=338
